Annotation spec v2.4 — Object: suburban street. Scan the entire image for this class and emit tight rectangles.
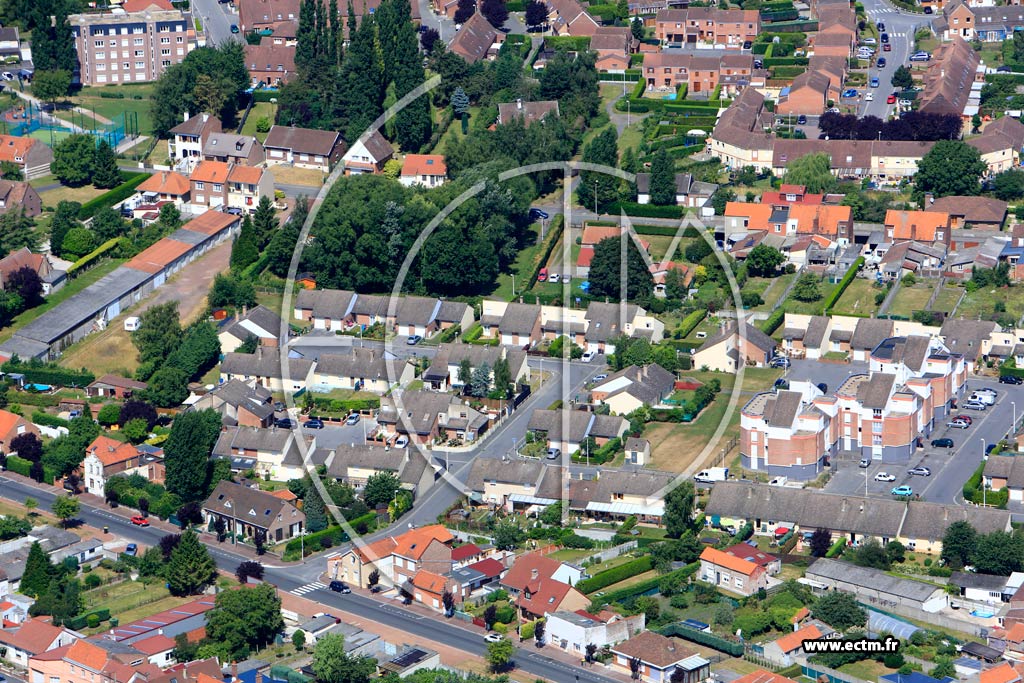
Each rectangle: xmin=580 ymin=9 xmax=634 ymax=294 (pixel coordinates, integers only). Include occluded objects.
xmin=0 ymin=474 xmax=619 ymax=683
xmin=192 ymin=0 xmax=241 ymax=47
xmin=858 ymin=0 xmax=932 ymax=119
xmin=785 ymin=359 xmax=1024 ymax=504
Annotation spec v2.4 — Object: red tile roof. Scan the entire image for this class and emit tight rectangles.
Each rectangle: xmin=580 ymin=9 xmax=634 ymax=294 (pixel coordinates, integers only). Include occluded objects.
xmin=468 ymin=557 xmax=505 ymax=578
xmin=0 ymin=619 xmax=63 ymax=655
xmin=227 ymin=165 xmax=264 ymax=185
xmin=133 ymin=634 xmax=176 ymax=655
xmin=86 ymin=435 xmax=139 ymax=467
xmin=401 ymin=154 xmax=447 ymax=178
xmin=124 ymin=237 xmax=195 ymax=274
xmin=501 ymin=552 xmax=561 ymax=591
xmin=137 ymin=171 xmax=190 ymax=196
xmin=190 ymin=160 xmax=230 ymax=183
xmin=612 ymin=631 xmax=696 ymax=669
xmin=516 ymin=578 xmax=578 ymax=615
xmin=411 ymin=569 xmax=449 ymax=594
xmin=451 ymin=543 xmax=482 ymax=562
xmin=182 ymin=210 xmax=239 ymax=236
xmin=700 ymin=546 xmax=761 ymax=577
xmin=774 ymin=624 xmax=822 ymax=654
xmin=731 ymin=670 xmax=799 ymax=683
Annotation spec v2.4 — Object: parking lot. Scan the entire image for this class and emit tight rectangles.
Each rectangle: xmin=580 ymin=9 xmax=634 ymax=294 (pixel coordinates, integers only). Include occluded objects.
xmin=784 ymin=359 xmax=1024 ymax=504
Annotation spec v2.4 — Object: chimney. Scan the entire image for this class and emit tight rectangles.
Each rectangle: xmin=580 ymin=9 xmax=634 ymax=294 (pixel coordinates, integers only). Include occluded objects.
xmin=232 ymin=663 xmax=238 ymax=681
xmin=255 ymin=672 xmax=263 ymax=683
xmin=531 ymin=568 xmax=539 ymax=580
xmin=516 ymin=98 xmax=523 ymax=110
xmin=201 ymin=112 xmax=209 ymax=123
xmin=841 ymin=498 xmax=847 ymax=513
xmin=183 ymin=111 xmax=190 ymax=123
xmin=911 ymin=224 xmax=917 ymax=241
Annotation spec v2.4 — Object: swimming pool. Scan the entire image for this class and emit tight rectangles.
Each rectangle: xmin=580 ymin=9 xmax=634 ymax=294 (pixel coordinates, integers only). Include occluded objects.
xmin=971 ymin=609 xmax=996 ymax=618
xmin=28 ymin=384 xmax=51 ymax=392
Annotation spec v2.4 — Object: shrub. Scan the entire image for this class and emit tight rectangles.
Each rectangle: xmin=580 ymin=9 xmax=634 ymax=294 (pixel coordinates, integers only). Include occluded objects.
xmin=87 ymin=613 xmax=101 ymax=628
xmin=84 ymin=573 xmax=103 ymax=589
xmin=576 ymin=557 xmax=654 ymax=594
xmin=77 ymin=172 xmax=150 ymax=220
xmin=677 ymin=309 xmax=707 ymax=338
xmin=760 ymin=307 xmax=785 ymax=335
xmin=31 ymin=411 xmax=70 ymax=428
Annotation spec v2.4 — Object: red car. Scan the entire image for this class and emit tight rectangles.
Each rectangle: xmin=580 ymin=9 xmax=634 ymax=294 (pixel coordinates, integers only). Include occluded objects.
xmin=954 ymin=414 xmax=973 ymax=425
xmin=130 ymin=515 xmax=149 ymax=526
xmin=883 ymin=43 xmax=892 ymax=51
xmin=886 ymin=94 xmax=897 ymax=104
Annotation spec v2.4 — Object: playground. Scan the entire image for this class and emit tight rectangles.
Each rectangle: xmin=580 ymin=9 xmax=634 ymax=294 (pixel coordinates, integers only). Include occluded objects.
xmin=0 ymin=100 xmax=140 ymax=149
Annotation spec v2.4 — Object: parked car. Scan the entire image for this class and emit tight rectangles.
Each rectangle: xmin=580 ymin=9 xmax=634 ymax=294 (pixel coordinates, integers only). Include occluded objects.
xmin=593 ymin=373 xmax=608 ymax=382
xmin=275 ymin=418 xmax=297 ymax=429
xmin=230 ymin=23 xmax=239 ymax=32
xmin=862 ymin=37 xmax=877 ymax=45
xmin=743 ymin=40 xmax=752 ymax=49
xmin=274 ymin=401 xmax=286 ymax=411
xmin=953 ymin=415 xmax=973 ymax=425
xmin=891 ymin=485 xmax=913 ymax=497
xmin=931 ymin=438 xmax=954 ymax=448
xmin=964 ymin=401 xmax=987 ymax=411
xmin=969 ymin=392 xmax=995 ymax=405
xmin=975 ymin=387 xmax=998 ymax=396
xmin=908 ymin=467 xmax=931 ymax=476
xmin=769 ymin=356 xmax=790 ymax=368
xmin=345 ymin=413 xmax=361 ymax=425
xmin=877 ymin=21 xmax=885 ymax=30
xmin=865 ymin=92 xmax=874 ymax=102
xmin=406 ymin=334 xmax=423 ymax=345
xmin=947 ymin=419 xmax=970 ymax=429
xmin=816 ymin=383 xmax=828 ymax=394
xmin=910 ymin=51 xmax=931 ymax=61
xmin=1000 ymin=375 xmax=1023 ymax=384
xmin=841 ymin=88 xmax=859 ymax=98
xmin=485 ymin=634 xmax=504 ymax=643
xmin=797 ymin=114 xmax=807 ymax=124
xmin=775 ymin=378 xmax=790 ymax=389
xmin=581 ymin=350 xmax=596 ymax=363
xmin=546 ymin=448 xmax=561 ymax=460
xmin=870 ymin=77 xmax=880 ymax=88
xmin=124 ymin=543 xmax=138 ymax=556
xmin=886 ymin=94 xmax=897 ymax=104
xmin=528 ymin=208 xmax=550 ymax=220
xmin=858 ymin=458 xmax=870 ymax=468
xmin=549 ymin=273 xmax=561 ymax=284
xmin=304 ymin=418 xmax=325 ymax=429
xmin=537 ymin=267 xmax=548 ymax=282
xmin=874 ymin=472 xmax=896 ymax=482
xmin=876 ymin=57 xmax=886 ymax=67
xmin=754 ymin=59 xmax=763 ymax=68
xmin=881 ymin=32 xmax=889 ymax=42
xmin=396 ymin=435 xmax=409 ymax=448
xmin=130 ymin=515 xmax=149 ymax=526
xmin=883 ymin=43 xmax=892 ymax=51
xmin=924 ymin=5 xmax=932 ymax=12
xmin=329 ymin=581 xmax=351 ymax=593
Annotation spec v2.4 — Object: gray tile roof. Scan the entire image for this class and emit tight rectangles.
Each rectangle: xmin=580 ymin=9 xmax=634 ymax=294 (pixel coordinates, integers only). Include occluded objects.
xmin=499 ymin=302 xmax=541 ymax=336
xmin=436 ymin=301 xmax=471 ymax=325
xmin=940 ymin=319 xmax=998 ymax=360
xmin=871 ymin=335 xmax=931 ymax=371
xmin=807 ymin=558 xmax=943 ymax=602
xmin=203 ymin=480 xmax=302 ymax=528
xmin=803 ymin=316 xmax=830 ymax=349
xmin=395 ymin=296 xmax=442 ymax=327
xmin=855 ymin=373 xmax=896 ymax=410
xmin=315 ymin=347 xmax=405 ymax=382
xmin=466 ymin=457 xmax=544 ymax=491
xmin=264 ymin=125 xmax=341 ymax=156
xmin=224 ymin=305 xmax=285 ymax=342
xmin=324 ymin=443 xmax=429 ymax=487
xmin=351 ymin=130 xmax=393 ymax=164
xmin=448 ymin=11 xmax=498 ymax=63
xmin=195 ymin=378 xmax=274 ymax=420
xmin=378 ymin=390 xmax=456 ymax=436
xmin=212 ymin=425 xmax=296 ymax=458
xmin=850 ymin=318 xmax=894 ymax=353
xmin=528 ymin=409 xmax=627 ymax=443
xmin=900 ymin=501 xmax=1010 ymax=539
xmin=763 ymin=390 xmax=803 ymax=428
xmin=584 ymin=301 xmax=639 ymax=343
xmin=221 ymin=347 xmax=313 ymax=380
xmin=204 ymin=132 xmax=261 ymax=159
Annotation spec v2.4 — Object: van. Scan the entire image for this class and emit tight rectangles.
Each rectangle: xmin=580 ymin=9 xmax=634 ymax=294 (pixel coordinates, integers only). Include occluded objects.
xmin=969 ymin=392 xmax=995 ymax=406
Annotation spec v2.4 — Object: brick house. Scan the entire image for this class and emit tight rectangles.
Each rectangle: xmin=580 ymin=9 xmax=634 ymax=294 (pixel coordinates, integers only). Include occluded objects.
xmin=611 ymin=631 xmax=711 ymax=683
xmin=0 ymin=181 xmax=42 ymax=217
xmin=327 ymin=524 xmax=454 ymax=588
xmin=264 ymin=125 xmax=345 ymax=172
xmin=0 ymin=135 xmax=54 ymax=180
xmin=0 ymin=409 xmax=38 ymax=455
xmin=244 ymin=37 xmax=296 ymax=87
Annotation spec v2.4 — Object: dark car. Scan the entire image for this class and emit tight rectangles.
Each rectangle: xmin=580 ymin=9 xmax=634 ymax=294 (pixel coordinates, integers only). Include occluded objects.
xmin=877 ymin=57 xmax=886 ymax=67
xmin=274 ymin=401 xmax=286 ymax=411
xmin=528 ymin=207 xmax=550 ymax=221
xmin=754 ymin=59 xmax=763 ymax=68
xmin=774 ymin=378 xmax=789 ymax=389
xmin=329 ymin=581 xmax=351 ymax=593
xmin=881 ymin=32 xmax=889 ymax=42
xmin=816 ymin=383 xmax=828 ymax=394
xmin=1000 ymin=375 xmax=1023 ymax=384
xmin=931 ymin=437 xmax=954 ymax=448
xmin=370 ymin=584 xmax=384 ymax=593
xmin=877 ymin=21 xmax=885 ymax=30
xmin=275 ymin=418 xmax=297 ymax=429
xmin=230 ymin=23 xmax=240 ymax=33
xmin=986 ymin=443 xmax=1000 ymax=454
xmin=797 ymin=114 xmax=807 ymax=124
xmin=304 ymin=418 xmax=325 ymax=429
xmin=742 ymin=40 xmax=752 ymax=49
xmin=924 ymin=6 xmax=933 ymax=13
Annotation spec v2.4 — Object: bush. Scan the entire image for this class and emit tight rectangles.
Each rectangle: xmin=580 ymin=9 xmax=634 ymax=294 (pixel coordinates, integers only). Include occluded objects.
xmin=31 ymin=411 xmax=70 ymax=429
xmin=760 ymin=307 xmax=785 ymax=335
xmin=826 ymin=537 xmax=846 ymax=558
xmin=605 ymin=201 xmax=685 ymax=219
xmin=87 ymin=613 xmax=101 ymax=628
xmin=599 ymin=562 xmax=699 ymax=605
xmin=677 ymin=309 xmax=707 ymax=338
xmin=2 ymin=359 xmax=95 ymax=388
xmin=77 ymin=172 xmax=150 ymax=220
xmin=576 ymin=557 xmax=654 ymax=594
xmin=84 ymin=573 xmax=103 ymax=589
xmin=823 ymin=257 xmax=865 ymax=313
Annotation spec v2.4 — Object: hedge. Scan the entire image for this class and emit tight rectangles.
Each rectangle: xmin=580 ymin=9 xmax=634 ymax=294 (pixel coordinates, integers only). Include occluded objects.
xmin=5 ymin=455 xmax=56 ymax=484
xmin=281 ymin=512 xmax=376 ymax=559
xmin=825 ymin=537 xmax=846 ymax=558
xmin=763 ymin=56 xmax=809 ymax=67
xmin=545 ymin=36 xmax=591 ymax=51
xmin=662 ymin=623 xmax=744 ymax=656
xmin=631 ymin=224 xmax=700 ymax=238
xmin=2 ymin=360 xmax=95 ymax=388
xmin=576 ymin=556 xmax=654 ymax=594
xmin=824 ymin=257 xmax=865 ymax=314
xmin=64 ymin=609 xmax=111 ymax=631
xmin=605 ymin=201 xmax=684 ymax=218
xmin=760 ymin=307 xmax=785 ymax=335
xmin=32 ymin=410 xmax=70 ymax=428
xmin=78 ymin=172 xmax=150 ymax=220
xmin=1000 ymin=358 xmax=1024 ymax=379
xmin=678 ymin=309 xmax=707 ymax=338
xmin=529 ymin=214 xmax=564 ymax=287
xmin=597 ymin=562 xmax=699 ymax=605
xmin=67 ymin=237 xmax=121 ymax=277
xmin=506 ymin=0 xmax=525 ymax=10
xmin=7 ymin=390 xmax=59 ymax=407
xmin=309 ymin=397 xmax=381 ymax=413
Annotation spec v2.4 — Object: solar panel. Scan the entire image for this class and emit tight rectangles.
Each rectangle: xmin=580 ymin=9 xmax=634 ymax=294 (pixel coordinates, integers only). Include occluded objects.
xmin=390 ymin=649 xmax=427 ymax=668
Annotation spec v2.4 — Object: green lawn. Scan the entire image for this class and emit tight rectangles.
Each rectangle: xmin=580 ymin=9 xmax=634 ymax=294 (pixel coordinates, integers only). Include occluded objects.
xmin=832 ymin=278 xmax=882 ymax=316
xmin=75 ymin=83 xmax=157 ymax=135
xmin=887 ymin=283 xmax=933 ymax=318
xmin=0 ymin=259 xmax=125 ymax=344
xmin=932 ymin=285 xmax=963 ymax=314
xmin=783 ymin=276 xmax=838 ymax=315
xmin=954 ymin=285 xmax=1024 ymax=321
xmin=750 ymin=273 xmax=795 ymax=313
xmin=435 ymin=106 xmax=480 ymax=155
xmin=491 ymin=222 xmax=545 ymax=301
xmin=241 ymin=102 xmax=276 ymax=143
xmin=645 ymin=235 xmax=678 ymax=262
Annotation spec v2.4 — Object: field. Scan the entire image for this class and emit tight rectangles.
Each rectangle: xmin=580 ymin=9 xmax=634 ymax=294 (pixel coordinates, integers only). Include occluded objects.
xmin=31 ymin=174 xmax=107 ymax=205
xmin=28 ymin=127 xmax=75 ymax=146
xmin=887 ymin=282 xmax=933 ymax=318
xmin=75 ymin=83 xmax=157 ymax=135
xmin=933 ymin=285 xmax=963 ymax=313
xmin=269 ymin=164 xmax=325 ymax=187
xmin=84 ymin=580 xmax=194 ymax=624
xmin=956 ymin=285 xmax=1024 ymax=321
xmin=831 ymin=278 xmax=881 ymax=316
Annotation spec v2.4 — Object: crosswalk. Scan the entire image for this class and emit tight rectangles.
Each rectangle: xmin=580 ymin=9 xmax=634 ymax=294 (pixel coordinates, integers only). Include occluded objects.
xmin=292 ymin=581 xmax=327 ymax=596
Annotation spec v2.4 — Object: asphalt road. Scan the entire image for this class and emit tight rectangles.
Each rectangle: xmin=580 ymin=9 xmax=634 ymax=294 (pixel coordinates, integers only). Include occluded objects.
xmin=0 ymin=474 xmax=616 ymax=683
xmin=192 ymin=0 xmax=240 ymax=47
xmin=858 ymin=0 xmax=932 ymax=119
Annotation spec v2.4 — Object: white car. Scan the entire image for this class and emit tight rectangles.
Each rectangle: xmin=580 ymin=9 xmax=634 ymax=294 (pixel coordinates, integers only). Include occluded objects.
xmin=874 ymin=472 xmax=896 ymax=482
xmin=484 ymin=633 xmax=504 ymax=643
xmin=865 ymin=93 xmax=874 ymax=102
xmin=581 ymin=350 xmax=596 ymax=363
xmin=549 ymin=274 xmax=561 ymax=284
xmin=862 ymin=38 xmax=877 ymax=45
xmin=395 ymin=435 xmax=409 ymax=448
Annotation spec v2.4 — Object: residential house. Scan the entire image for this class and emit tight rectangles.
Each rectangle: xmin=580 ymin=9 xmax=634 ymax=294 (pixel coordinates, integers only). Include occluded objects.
xmin=940 ymin=0 xmax=1024 ymax=42
xmin=501 ymin=552 xmax=586 ymax=593
xmin=698 ymin=546 xmax=767 ymax=596
xmin=188 ymin=160 xmax=230 ymax=213
xmin=925 ymin=195 xmax=1007 ymax=230
xmin=611 ymin=631 xmax=711 ymax=683
xmin=422 ymin=343 xmax=529 ymax=392
xmin=479 ymin=300 xmax=542 ymax=346
xmin=590 ymin=364 xmax=676 ymax=415
xmin=0 ymin=409 xmax=38 ymax=455
xmin=566 ymin=468 xmax=677 ymax=523
xmin=527 ymin=408 xmax=629 ymax=454
xmin=776 ymin=70 xmax=831 ymax=116
xmin=984 ymin=455 xmax=1024 ymax=502
xmin=640 ymin=52 xmax=755 ymax=95
xmin=546 ymin=0 xmax=599 ymax=36
xmin=327 ymin=524 xmax=454 ymax=588
xmin=322 ymin=443 xmax=434 ymax=497
xmin=377 ymin=390 xmax=489 ymax=444
xmin=341 ymin=129 xmax=393 ymax=175
xmin=135 ymin=171 xmax=190 ymax=209
xmin=168 ymin=113 xmax=221 ymax=171
xmin=0 ymin=248 xmax=52 ymax=291
xmin=82 ymin=436 xmax=141 ymax=497
xmin=917 ymin=38 xmax=981 ymax=121
xmin=635 ymin=172 xmax=717 ymax=207
xmin=761 ymin=626 xmax=824 ymax=666
xmin=655 ymin=7 xmax=760 ymax=46
xmin=220 ymin=347 xmax=315 ymax=392
xmin=311 ymin=348 xmax=414 ymax=393
xmin=546 ymin=610 xmax=645 ymax=656
xmin=264 ymin=125 xmax=344 ymax=172
xmin=408 ymin=569 xmax=461 ymax=612
xmin=625 ymin=437 xmax=651 ymax=466
xmin=692 ymin=322 xmax=777 ymax=372
xmin=883 ymin=210 xmax=952 ymax=248
xmin=725 ymin=542 xmax=781 ymax=574
xmin=238 ymin=0 xmax=299 ymax=32
xmin=86 ymin=374 xmax=148 ymax=399
xmin=69 ymin=5 xmax=191 ymax=87
xmin=244 ymin=38 xmax=296 ymax=87
xmin=582 ymin=300 xmax=665 ymax=353
xmin=0 ymin=135 xmax=53 ymax=180
xmin=0 ymin=180 xmax=41 ymax=217
xmin=210 ymin=425 xmax=304 ymax=480
xmin=723 ymin=202 xmax=853 ymax=243
xmin=805 ymin=558 xmax=949 ymax=612
xmin=203 ymin=133 xmax=266 ymax=166
xmin=496 ymin=100 xmax=560 ymax=126
xmin=591 ymin=26 xmax=637 ymax=72
xmin=781 ymin=315 xmax=832 ymax=360
xmin=399 ymin=154 xmax=447 ymax=188
xmin=517 ymin=576 xmax=589 ymax=619
xmin=0 ymin=619 xmax=78 ymax=668
xmin=202 ymin=480 xmax=305 ymax=542
xmin=968 ymin=116 xmax=1024 ymax=175
xmin=465 ymin=457 xmax=561 ymax=511
xmin=708 ymin=88 xmax=775 ymax=171
xmin=189 ymin=378 xmax=276 ymax=428
xmin=218 ymin=305 xmax=285 ymax=353
xmin=226 ymin=164 xmax=275 ymax=214
xmin=447 ymin=12 xmax=499 ymax=63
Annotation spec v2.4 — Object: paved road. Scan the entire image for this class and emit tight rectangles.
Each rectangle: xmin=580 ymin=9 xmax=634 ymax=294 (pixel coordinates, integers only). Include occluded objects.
xmin=193 ymin=0 xmax=240 ymax=47
xmin=0 ymin=475 xmax=616 ymax=683
xmin=858 ymin=0 xmax=932 ymax=119
xmin=277 ymin=182 xmax=321 ymax=199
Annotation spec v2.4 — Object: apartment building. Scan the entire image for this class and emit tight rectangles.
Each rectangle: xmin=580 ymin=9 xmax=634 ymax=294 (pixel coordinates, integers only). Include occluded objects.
xmin=70 ymin=5 xmax=191 ymax=86
xmin=740 ymin=335 xmax=967 ymax=479
xmin=655 ymin=8 xmax=760 ymax=47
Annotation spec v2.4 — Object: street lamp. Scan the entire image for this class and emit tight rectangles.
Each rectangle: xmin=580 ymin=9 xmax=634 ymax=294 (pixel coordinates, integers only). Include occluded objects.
xmin=1013 ymin=401 xmax=1017 ymax=438
xmin=593 ymin=179 xmax=598 ymax=216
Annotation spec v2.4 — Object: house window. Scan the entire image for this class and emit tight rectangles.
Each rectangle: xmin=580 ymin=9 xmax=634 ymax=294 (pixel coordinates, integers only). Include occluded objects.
xmin=872 ymin=434 xmax=883 ymax=445
xmin=872 ymin=422 xmax=882 ymax=433
xmin=196 ymin=181 xmax=205 ymax=190
xmin=160 ymin=37 xmax=170 ymax=43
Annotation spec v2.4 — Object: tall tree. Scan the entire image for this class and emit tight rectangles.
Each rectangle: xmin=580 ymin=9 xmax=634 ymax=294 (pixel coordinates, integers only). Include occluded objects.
xmin=588 ymin=236 xmax=654 ymax=302
xmin=915 ymin=140 xmax=987 ymax=199
xmin=784 ymin=153 xmax=838 ymax=194
xmin=231 ymin=215 xmax=259 ymax=272
xmin=252 ymin=195 xmax=279 ymax=249
xmin=52 ymin=496 xmax=79 ymax=528
xmin=454 ymin=0 xmax=475 ymax=23
xmin=303 ymin=489 xmax=328 ymax=532
xmin=266 ymin=197 xmax=305 ymax=277
xmin=166 ymin=529 xmax=216 ymax=596
xmin=383 ymin=0 xmax=432 ymax=152
xmin=91 ymin=139 xmax=122 ymax=189
xmin=32 ymin=70 xmax=71 ymax=107
xmin=525 ymin=0 xmax=547 ymax=27
xmin=363 ymin=471 xmax=401 ymax=508
xmin=746 ymin=244 xmax=785 ymax=277
xmin=312 ymin=634 xmax=377 ymax=683
xmin=663 ymin=481 xmax=694 ymax=539
xmin=163 ymin=409 xmax=223 ymax=502
xmin=20 ymin=541 xmax=54 ymax=598
xmin=481 ymin=0 xmax=509 ymax=27
xmin=49 ymin=201 xmax=81 ymax=258
xmin=132 ymin=301 xmax=182 ymax=365
xmin=0 ymin=208 xmax=39 ymax=255
xmin=577 ymin=127 xmax=619 ymax=213
xmin=205 ymin=582 xmax=283 ymax=658
xmin=50 ymin=134 xmax=97 ymax=187
xmin=341 ymin=11 xmax=386 ymax=142
xmin=649 ymin=147 xmax=675 ymax=205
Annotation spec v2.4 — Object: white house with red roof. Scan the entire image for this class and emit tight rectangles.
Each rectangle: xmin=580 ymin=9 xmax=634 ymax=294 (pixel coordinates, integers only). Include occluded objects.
xmin=724 ymin=542 xmax=781 ymax=575
xmin=0 ymin=619 xmax=78 ymax=667
xmin=399 ymin=154 xmax=447 ymax=188
xmin=698 ymin=546 xmax=767 ymax=596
